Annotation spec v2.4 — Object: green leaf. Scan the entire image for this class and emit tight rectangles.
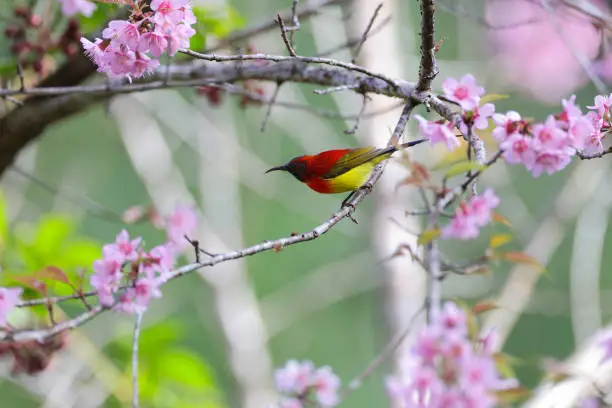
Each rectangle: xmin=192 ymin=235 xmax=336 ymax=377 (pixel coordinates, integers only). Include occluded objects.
xmin=443 ymin=161 xmax=486 ymax=179
xmin=78 ymin=3 xmax=115 ymax=33
xmin=159 ymin=349 xmax=216 ymax=389
xmin=0 ymin=189 xmax=8 ymax=250
xmin=489 ymin=233 xmax=513 ymax=249
xmin=480 ymin=93 xmax=510 ymax=105
xmin=193 ymin=5 xmax=246 ymax=39
xmin=32 ymin=215 xmax=75 ymax=255
xmin=418 ymin=229 xmax=440 ymax=246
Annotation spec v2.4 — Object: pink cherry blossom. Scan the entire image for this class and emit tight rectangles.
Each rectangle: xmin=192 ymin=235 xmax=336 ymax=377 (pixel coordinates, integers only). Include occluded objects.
xmin=532 ymin=116 xmax=569 ymax=150
xmin=0 ymin=287 xmax=23 ymax=327
xmin=144 ymin=244 xmax=176 ymax=278
xmin=130 ymin=274 xmax=163 ymax=314
xmin=441 ymin=208 xmax=480 ymax=240
xmin=81 ymin=38 xmax=106 ymax=67
xmin=139 ymin=31 xmax=168 ymax=58
xmin=275 ymin=360 xmax=314 ymax=395
xmin=442 ymin=190 xmax=499 ymax=241
xmin=105 ymin=229 xmax=141 ymax=262
xmin=165 ymin=23 xmax=196 ymax=56
xmin=57 ymin=0 xmax=96 ymax=17
xmin=413 ymin=327 xmax=440 ymax=364
xmin=311 ymin=366 xmax=340 ymax=407
xmin=414 ymin=115 xmax=460 ymax=151
xmin=386 ymin=302 xmax=515 ymax=408
xmin=103 ymin=20 xmax=141 ymax=50
xmin=278 ymin=398 xmax=303 ymax=408
xmin=459 ymin=103 xmax=495 ymax=135
xmin=438 ymin=302 xmax=468 ymax=336
xmin=560 ymin=95 xmax=583 ymax=122
xmin=492 ymin=110 xmax=522 ymax=142
xmin=588 ymin=94 xmax=612 ymax=117
xmin=500 ymin=134 xmax=536 ymax=168
xmin=531 ymin=149 xmax=572 ymax=178
xmin=442 ymin=74 xmax=484 ymax=111
xmin=166 ymin=204 xmax=198 ymax=250
xmin=151 ymin=0 xmax=191 ymax=26
xmin=467 ymin=189 xmax=500 ymax=227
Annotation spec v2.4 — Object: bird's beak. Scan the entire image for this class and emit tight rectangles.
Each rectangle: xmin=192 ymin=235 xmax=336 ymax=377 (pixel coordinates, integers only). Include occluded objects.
xmin=265 ymin=164 xmax=289 ymax=174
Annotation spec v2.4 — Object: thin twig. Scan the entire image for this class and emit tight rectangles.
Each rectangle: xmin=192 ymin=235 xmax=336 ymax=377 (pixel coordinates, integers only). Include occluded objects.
xmin=276 ymin=14 xmax=298 ymax=57
xmin=352 ymin=2 xmax=383 ymax=63
xmin=261 ymin=82 xmax=282 ymax=132
xmin=344 ymin=93 xmax=368 ymax=134
xmin=288 ymin=0 xmax=300 ymax=44
xmin=209 ymin=0 xmax=345 ymax=52
xmin=340 ymin=303 xmax=425 ymax=399
xmin=132 ymin=311 xmax=144 ymax=408
xmin=314 ymin=83 xmax=360 ymax=95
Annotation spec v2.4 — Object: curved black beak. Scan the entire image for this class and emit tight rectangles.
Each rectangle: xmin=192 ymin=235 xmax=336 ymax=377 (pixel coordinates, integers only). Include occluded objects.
xmin=265 ymin=164 xmax=289 ymax=174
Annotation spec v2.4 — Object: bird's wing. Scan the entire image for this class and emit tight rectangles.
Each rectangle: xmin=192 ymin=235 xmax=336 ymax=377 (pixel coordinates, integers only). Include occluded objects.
xmin=320 ymin=147 xmax=393 ymax=179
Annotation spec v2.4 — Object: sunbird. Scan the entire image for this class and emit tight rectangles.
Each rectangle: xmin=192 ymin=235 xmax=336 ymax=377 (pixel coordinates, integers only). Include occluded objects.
xmin=265 ymin=140 xmax=423 ymax=194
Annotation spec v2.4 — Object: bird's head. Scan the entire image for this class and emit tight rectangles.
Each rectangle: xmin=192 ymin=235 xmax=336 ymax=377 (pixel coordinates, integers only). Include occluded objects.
xmin=265 ymin=156 xmax=309 ymax=181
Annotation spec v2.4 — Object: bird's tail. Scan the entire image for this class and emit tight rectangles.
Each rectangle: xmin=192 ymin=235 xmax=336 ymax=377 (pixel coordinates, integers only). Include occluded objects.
xmin=381 ymin=139 xmax=426 ymax=155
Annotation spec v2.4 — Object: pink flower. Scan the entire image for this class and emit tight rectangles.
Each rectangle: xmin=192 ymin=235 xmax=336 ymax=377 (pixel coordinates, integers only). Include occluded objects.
xmin=105 ymin=229 xmax=141 ymax=262
xmin=165 ymin=23 xmax=196 ymax=56
xmin=442 ymin=190 xmax=499 ymax=241
xmin=442 ymin=74 xmax=484 ymax=111
xmin=311 ymin=366 xmax=340 ymax=406
xmin=103 ymin=20 xmax=141 ymax=50
xmin=467 ymin=189 xmax=500 ymax=227
xmin=275 ymin=360 xmax=314 ymax=395
xmin=438 ymin=302 xmax=468 ymax=336
xmin=459 ymin=103 xmax=495 ymax=134
xmin=278 ymin=398 xmax=303 ymax=408
xmin=560 ymin=95 xmax=583 ymax=122
xmin=532 ymin=116 xmax=569 ymax=150
xmin=458 ymin=355 xmax=501 ymax=391
xmin=151 ymin=0 xmax=190 ymax=27
xmin=413 ymin=327 xmax=440 ymax=364
xmin=492 ymin=110 xmax=522 ymax=142
xmin=441 ymin=208 xmax=480 ymax=240
xmin=166 ymin=204 xmax=198 ymax=250
xmin=57 ymin=0 xmax=96 ymax=17
xmin=92 ymin=247 xmax=124 ymax=278
xmin=130 ymin=274 xmax=163 ymax=314
xmin=139 ymin=31 xmax=168 ymax=57
xmin=415 ymin=115 xmax=460 ymax=151
xmin=105 ymin=44 xmax=137 ymax=77
xmin=0 ymin=287 xmax=23 ymax=327
xmin=403 ymin=366 xmax=444 ymax=407
xmin=531 ymin=149 xmax=572 ymax=178
xmin=588 ymin=94 xmax=612 ymax=117
xmin=81 ymin=37 xmax=105 ymax=67
xmin=90 ymin=274 xmax=116 ymax=307
xmin=132 ymin=53 xmax=160 ymax=78
xmin=144 ymin=244 xmax=176 ymax=278
xmin=500 ymin=134 xmax=536 ymax=168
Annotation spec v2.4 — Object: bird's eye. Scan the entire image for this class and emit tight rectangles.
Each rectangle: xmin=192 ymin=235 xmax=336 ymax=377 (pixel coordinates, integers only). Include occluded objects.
xmin=289 ymin=161 xmax=307 ymax=181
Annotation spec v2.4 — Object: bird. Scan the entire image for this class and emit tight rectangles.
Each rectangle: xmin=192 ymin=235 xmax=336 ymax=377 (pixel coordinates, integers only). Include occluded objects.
xmin=265 ymin=140 xmax=423 ymax=198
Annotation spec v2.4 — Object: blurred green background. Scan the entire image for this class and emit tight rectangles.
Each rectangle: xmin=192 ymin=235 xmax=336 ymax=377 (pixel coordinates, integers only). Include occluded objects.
xmin=1 ymin=0 xmax=611 ymax=407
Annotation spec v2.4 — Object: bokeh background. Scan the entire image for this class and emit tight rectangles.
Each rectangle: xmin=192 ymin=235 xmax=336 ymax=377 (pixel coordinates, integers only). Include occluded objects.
xmin=1 ymin=0 xmax=611 ymax=406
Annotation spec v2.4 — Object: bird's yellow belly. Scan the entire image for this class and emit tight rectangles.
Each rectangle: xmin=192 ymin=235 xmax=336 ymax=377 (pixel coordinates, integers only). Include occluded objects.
xmin=324 ymin=162 xmax=377 ymax=193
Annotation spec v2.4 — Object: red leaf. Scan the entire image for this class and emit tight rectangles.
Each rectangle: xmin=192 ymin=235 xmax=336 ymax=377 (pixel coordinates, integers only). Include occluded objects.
xmin=33 ymin=266 xmax=71 ymax=286
xmin=471 ymin=301 xmax=498 ymax=315
xmin=11 ymin=276 xmax=47 ymax=294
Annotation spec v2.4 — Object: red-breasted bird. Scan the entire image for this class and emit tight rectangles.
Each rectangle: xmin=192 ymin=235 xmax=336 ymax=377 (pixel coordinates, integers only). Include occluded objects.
xmin=265 ymin=140 xmax=423 ymax=194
